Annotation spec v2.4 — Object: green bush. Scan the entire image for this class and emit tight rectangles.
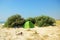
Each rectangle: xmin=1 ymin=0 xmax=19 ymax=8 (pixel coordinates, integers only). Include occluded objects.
xmin=4 ymin=14 xmax=25 ymax=28
xmin=26 ymin=17 xmax=36 ymax=24
xmin=4 ymin=14 xmax=56 ymax=27
xmin=35 ymin=16 xmax=56 ymax=27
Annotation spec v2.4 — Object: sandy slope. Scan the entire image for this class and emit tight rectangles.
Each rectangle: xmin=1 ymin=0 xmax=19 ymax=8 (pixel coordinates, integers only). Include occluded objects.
xmin=0 ymin=25 xmax=60 ymax=40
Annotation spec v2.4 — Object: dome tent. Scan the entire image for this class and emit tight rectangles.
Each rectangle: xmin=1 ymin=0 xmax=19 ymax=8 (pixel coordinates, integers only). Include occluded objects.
xmin=24 ymin=21 xmax=34 ymax=29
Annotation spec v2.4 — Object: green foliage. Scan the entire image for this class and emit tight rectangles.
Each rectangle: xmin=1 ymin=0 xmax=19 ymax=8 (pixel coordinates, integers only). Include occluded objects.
xmin=4 ymin=14 xmax=25 ymax=28
xmin=4 ymin=14 xmax=56 ymax=28
xmin=26 ymin=17 xmax=36 ymax=24
xmin=35 ymin=15 xmax=56 ymax=27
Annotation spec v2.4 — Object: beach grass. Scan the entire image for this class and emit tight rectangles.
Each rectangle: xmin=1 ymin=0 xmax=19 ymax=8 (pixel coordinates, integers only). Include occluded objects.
xmin=56 ymin=20 xmax=60 ymax=25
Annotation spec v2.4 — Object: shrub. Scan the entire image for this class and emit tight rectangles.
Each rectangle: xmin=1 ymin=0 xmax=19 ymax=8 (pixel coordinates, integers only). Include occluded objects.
xmin=4 ymin=14 xmax=25 ymax=28
xmin=26 ymin=17 xmax=36 ymax=24
xmin=35 ymin=15 xmax=56 ymax=27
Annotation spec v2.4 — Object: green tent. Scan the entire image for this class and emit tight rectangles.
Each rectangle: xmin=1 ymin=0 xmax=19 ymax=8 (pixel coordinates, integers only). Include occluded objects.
xmin=24 ymin=21 xmax=34 ymax=29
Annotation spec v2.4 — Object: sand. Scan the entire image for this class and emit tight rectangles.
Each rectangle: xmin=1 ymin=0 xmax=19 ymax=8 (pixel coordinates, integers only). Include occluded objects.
xmin=0 ymin=25 xmax=60 ymax=40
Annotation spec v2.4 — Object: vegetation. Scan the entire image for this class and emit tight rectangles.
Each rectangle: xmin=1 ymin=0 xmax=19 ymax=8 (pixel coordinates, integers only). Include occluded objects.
xmin=26 ymin=17 xmax=35 ymax=24
xmin=4 ymin=14 xmax=25 ymax=28
xmin=4 ymin=14 xmax=56 ymax=28
xmin=56 ymin=20 xmax=60 ymax=25
xmin=35 ymin=16 xmax=56 ymax=27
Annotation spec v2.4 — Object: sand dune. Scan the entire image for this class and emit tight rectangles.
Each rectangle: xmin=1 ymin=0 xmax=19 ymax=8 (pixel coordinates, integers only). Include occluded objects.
xmin=0 ymin=25 xmax=60 ymax=40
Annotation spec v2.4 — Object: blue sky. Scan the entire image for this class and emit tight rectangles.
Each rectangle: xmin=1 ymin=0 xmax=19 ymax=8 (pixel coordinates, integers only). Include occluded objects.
xmin=0 ymin=0 xmax=60 ymax=21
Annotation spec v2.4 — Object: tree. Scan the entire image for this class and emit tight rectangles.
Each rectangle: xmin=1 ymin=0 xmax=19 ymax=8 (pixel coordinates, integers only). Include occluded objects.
xmin=4 ymin=14 xmax=25 ymax=28
xmin=35 ymin=15 xmax=56 ymax=27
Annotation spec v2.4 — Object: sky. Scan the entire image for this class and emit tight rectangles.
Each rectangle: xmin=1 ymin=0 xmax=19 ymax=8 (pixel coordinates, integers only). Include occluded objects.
xmin=0 ymin=0 xmax=60 ymax=21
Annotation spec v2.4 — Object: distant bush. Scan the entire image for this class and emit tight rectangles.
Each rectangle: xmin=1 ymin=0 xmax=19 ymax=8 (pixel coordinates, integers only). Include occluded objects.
xmin=4 ymin=14 xmax=25 ymax=28
xmin=4 ymin=14 xmax=56 ymax=28
xmin=26 ymin=17 xmax=36 ymax=24
xmin=35 ymin=16 xmax=56 ymax=27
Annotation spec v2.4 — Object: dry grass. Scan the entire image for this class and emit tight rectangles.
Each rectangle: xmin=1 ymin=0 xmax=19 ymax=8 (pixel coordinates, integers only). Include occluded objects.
xmin=56 ymin=20 xmax=60 ymax=25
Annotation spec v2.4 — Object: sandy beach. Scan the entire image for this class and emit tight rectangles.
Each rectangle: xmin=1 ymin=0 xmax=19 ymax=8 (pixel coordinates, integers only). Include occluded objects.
xmin=0 ymin=24 xmax=60 ymax=40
